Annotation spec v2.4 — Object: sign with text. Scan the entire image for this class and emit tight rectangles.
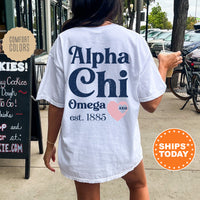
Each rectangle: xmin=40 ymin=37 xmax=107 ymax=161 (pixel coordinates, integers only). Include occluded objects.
xmin=0 ymin=53 xmax=32 ymax=160
xmin=2 ymin=27 xmax=36 ymax=61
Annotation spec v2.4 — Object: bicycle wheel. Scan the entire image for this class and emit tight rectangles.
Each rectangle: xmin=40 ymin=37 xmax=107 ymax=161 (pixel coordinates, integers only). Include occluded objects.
xmin=192 ymin=75 xmax=200 ymax=113
xmin=169 ymin=70 xmax=190 ymax=100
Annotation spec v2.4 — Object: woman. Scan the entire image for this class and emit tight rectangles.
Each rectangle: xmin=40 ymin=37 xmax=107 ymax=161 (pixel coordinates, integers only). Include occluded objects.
xmin=36 ymin=0 xmax=182 ymax=199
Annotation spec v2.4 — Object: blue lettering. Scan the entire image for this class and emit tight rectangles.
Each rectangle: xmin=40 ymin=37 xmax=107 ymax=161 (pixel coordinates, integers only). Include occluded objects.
xmin=119 ymin=70 xmax=128 ymax=97
xmin=69 ymin=68 xmax=128 ymax=98
xmin=92 ymin=52 xmax=104 ymax=68
xmin=69 ymin=68 xmax=95 ymax=97
xmin=105 ymin=48 xmax=117 ymax=64
xmin=97 ymin=71 xmax=117 ymax=97
xmin=118 ymin=52 xmax=129 ymax=64
xmin=68 ymin=46 xmax=129 ymax=68
xmin=68 ymin=99 xmax=106 ymax=111
xmin=69 ymin=46 xmax=84 ymax=64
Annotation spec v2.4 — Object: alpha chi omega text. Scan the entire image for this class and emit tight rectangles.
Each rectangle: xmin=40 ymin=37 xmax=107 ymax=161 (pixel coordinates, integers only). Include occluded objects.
xmin=68 ymin=46 xmax=129 ymax=121
xmin=36 ymin=24 xmax=167 ymax=183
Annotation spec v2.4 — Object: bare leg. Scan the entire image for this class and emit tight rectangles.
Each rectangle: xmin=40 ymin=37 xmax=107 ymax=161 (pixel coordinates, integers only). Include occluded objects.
xmin=122 ymin=160 xmax=150 ymax=200
xmin=74 ymin=181 xmax=100 ymax=200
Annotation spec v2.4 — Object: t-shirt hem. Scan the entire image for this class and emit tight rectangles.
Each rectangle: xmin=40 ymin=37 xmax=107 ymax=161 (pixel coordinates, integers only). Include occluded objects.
xmin=59 ymin=156 xmax=143 ymax=184
xmin=36 ymin=95 xmax=64 ymax=108
xmin=139 ymin=87 xmax=166 ymax=103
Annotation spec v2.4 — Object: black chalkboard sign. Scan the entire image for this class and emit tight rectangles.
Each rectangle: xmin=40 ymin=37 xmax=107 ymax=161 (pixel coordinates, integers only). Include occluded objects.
xmin=0 ymin=53 xmax=42 ymax=179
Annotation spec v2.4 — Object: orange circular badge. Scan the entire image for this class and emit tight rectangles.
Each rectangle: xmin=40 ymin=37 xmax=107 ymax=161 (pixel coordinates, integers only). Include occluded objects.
xmin=153 ymin=128 xmax=195 ymax=171
xmin=2 ymin=27 xmax=36 ymax=61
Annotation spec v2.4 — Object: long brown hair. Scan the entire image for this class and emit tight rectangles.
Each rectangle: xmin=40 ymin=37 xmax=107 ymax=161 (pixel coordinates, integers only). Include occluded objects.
xmin=62 ymin=0 xmax=122 ymax=32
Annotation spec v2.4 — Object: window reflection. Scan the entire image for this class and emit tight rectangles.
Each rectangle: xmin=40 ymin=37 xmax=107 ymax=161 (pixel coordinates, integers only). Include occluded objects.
xmin=51 ymin=1 xmax=68 ymax=44
xmin=15 ymin=0 xmax=47 ymax=53
xmin=0 ymin=0 xmax=6 ymax=40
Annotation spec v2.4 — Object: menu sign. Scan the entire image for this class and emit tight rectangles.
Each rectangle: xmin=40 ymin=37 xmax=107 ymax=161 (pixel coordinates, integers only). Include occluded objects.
xmin=0 ymin=54 xmax=32 ymax=160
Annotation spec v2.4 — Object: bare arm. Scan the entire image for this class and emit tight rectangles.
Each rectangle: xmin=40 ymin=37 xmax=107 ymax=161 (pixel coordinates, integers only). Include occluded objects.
xmin=141 ymin=51 xmax=183 ymax=113
xmin=43 ymin=104 xmax=64 ymax=172
xmin=47 ymin=104 xmax=64 ymax=144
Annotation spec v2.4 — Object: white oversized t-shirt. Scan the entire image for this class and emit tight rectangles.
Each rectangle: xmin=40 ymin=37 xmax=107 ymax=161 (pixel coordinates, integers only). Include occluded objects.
xmin=36 ymin=24 xmax=166 ymax=183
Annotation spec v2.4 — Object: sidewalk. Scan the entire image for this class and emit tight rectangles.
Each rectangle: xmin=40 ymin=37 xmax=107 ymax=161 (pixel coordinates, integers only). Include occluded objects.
xmin=0 ymin=92 xmax=199 ymax=200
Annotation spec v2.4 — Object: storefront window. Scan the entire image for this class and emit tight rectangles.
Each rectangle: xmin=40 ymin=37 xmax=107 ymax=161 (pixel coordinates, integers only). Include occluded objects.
xmin=34 ymin=0 xmax=47 ymax=51
xmin=0 ymin=0 xmax=6 ymax=39
xmin=15 ymin=0 xmax=47 ymax=52
xmin=51 ymin=0 xmax=68 ymax=44
xmin=51 ymin=2 xmax=58 ymax=44
xmin=62 ymin=0 xmax=67 ymax=5
xmin=62 ymin=7 xmax=68 ymax=24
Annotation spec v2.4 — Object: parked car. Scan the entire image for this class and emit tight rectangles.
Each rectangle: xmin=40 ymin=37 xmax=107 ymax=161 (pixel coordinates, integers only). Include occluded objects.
xmin=194 ymin=22 xmax=200 ymax=30
xmin=149 ymin=23 xmax=200 ymax=57
xmin=151 ymin=31 xmax=191 ymax=57
xmin=186 ymin=46 xmax=200 ymax=60
xmin=140 ymin=29 xmax=145 ymax=34
xmin=140 ymin=28 xmax=160 ymax=38
xmin=145 ymin=29 xmax=162 ymax=41
xmin=182 ymin=41 xmax=200 ymax=56
xmin=148 ymin=31 xmax=172 ymax=56
xmin=164 ymin=30 xmax=200 ymax=53
xmin=184 ymin=30 xmax=200 ymax=44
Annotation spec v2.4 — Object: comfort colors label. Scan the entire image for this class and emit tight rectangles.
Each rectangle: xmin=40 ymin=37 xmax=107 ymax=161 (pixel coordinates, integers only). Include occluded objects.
xmin=2 ymin=27 xmax=36 ymax=61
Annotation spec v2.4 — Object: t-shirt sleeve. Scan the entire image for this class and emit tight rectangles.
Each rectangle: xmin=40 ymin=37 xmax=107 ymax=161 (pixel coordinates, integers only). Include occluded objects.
xmin=137 ymin=37 xmax=166 ymax=103
xmin=36 ymin=44 xmax=65 ymax=108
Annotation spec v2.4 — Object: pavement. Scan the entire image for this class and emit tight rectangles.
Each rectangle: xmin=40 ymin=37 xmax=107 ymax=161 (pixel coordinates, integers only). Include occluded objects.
xmin=0 ymin=92 xmax=199 ymax=200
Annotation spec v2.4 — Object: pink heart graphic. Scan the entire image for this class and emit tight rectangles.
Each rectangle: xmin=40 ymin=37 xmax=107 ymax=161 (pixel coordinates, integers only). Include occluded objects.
xmin=107 ymin=101 xmax=128 ymax=121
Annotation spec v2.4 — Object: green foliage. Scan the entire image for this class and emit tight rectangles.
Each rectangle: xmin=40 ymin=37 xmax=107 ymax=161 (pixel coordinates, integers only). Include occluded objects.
xmin=123 ymin=0 xmax=156 ymax=29
xmin=140 ymin=25 xmax=151 ymax=30
xmin=165 ymin=21 xmax=173 ymax=29
xmin=186 ymin=16 xmax=197 ymax=30
xmin=148 ymin=3 xmax=172 ymax=29
xmin=124 ymin=0 xmax=134 ymax=8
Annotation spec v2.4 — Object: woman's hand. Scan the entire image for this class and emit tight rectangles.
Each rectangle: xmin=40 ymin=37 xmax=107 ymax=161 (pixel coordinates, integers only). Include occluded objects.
xmin=157 ymin=51 xmax=183 ymax=81
xmin=157 ymin=51 xmax=183 ymax=71
xmin=43 ymin=144 xmax=56 ymax=172
xmin=43 ymin=104 xmax=63 ymax=172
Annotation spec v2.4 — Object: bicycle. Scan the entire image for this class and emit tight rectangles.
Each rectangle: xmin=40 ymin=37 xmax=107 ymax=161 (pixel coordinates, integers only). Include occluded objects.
xmin=169 ymin=49 xmax=200 ymax=113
